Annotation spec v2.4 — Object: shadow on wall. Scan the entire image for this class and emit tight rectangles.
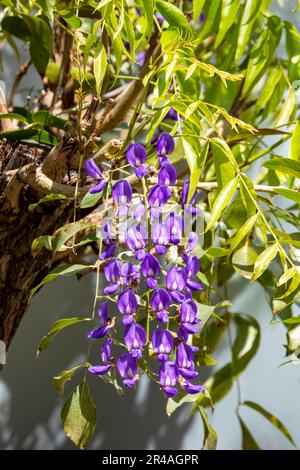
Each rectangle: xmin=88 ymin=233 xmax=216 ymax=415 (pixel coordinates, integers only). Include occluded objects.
xmin=0 ymin=274 xmax=196 ymax=450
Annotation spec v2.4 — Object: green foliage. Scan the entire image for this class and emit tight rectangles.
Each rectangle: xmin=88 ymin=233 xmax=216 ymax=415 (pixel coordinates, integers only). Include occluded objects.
xmin=4 ymin=0 xmax=300 ymax=451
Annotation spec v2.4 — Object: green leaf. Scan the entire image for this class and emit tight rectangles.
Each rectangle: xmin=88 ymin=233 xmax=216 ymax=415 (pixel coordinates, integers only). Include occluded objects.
xmin=256 ymin=67 xmax=282 ymax=110
xmin=58 ymin=10 xmax=82 ymax=29
xmin=211 ymin=137 xmax=237 ymax=190
xmin=239 ymin=173 xmax=257 ymax=218
xmin=0 ymin=112 xmax=30 ymax=124
xmin=235 ymin=0 xmax=262 ymax=63
xmin=37 ymin=0 xmax=55 ymax=20
xmin=182 ymin=137 xmax=208 ymax=203
xmin=24 ymin=16 xmax=52 ymax=75
xmin=274 ymin=188 xmax=300 ymax=205
xmin=283 ymin=316 xmax=300 ymax=325
xmin=238 ymin=415 xmax=261 ymax=450
xmin=230 ymin=214 xmax=258 ymax=253
xmin=252 ymin=244 xmax=278 ymax=282
xmin=263 ymin=157 xmax=300 ymax=179
xmin=30 ymin=264 xmax=92 ymax=298
xmin=51 ymin=221 xmax=93 ymax=253
xmin=31 ymin=235 xmax=52 ymax=252
xmin=156 ymin=0 xmax=192 ymax=32
xmin=140 ymin=0 xmax=154 ymax=39
xmin=243 ymin=401 xmax=296 ymax=447
xmin=198 ymin=314 xmax=260 ymax=406
xmin=80 ymin=191 xmax=103 ymax=209
xmin=37 ymin=317 xmax=91 ymax=354
xmin=53 ymin=363 xmax=90 ymax=395
xmin=215 ymin=0 xmax=240 ymax=48
xmin=29 ymin=193 xmax=67 ymax=211
xmin=0 ymin=128 xmax=57 ymax=146
xmin=1 ymin=16 xmax=31 ymax=40
xmin=32 ymin=110 xmax=68 ymax=130
xmin=94 ymin=43 xmax=107 ymax=97
xmin=275 ymin=87 xmax=296 ymax=127
xmin=193 ymin=0 xmax=206 ymax=26
xmin=242 ymin=30 xmax=272 ymax=96
xmin=61 ymin=383 xmax=97 ymax=449
xmin=206 ymin=178 xmax=238 ymax=232
xmin=286 ymin=324 xmax=300 ymax=355
xmin=232 ymin=244 xmax=258 ymax=279
xmin=196 ymin=302 xmax=215 ymax=328
xmin=198 ymin=406 xmax=218 ymax=450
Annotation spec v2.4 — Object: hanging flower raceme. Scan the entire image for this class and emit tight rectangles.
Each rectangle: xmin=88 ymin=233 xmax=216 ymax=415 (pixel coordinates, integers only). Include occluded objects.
xmin=86 ymin=134 xmax=205 ymax=401
xmin=126 ymin=142 xmax=148 ymax=178
xmin=84 ymin=158 xmax=107 ymax=194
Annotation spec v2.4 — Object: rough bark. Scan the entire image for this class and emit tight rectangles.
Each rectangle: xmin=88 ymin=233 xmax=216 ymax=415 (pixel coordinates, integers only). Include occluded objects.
xmin=0 ymin=141 xmax=78 ymax=348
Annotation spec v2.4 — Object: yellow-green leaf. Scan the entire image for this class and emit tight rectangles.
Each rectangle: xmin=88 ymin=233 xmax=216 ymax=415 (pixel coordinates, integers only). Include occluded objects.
xmin=61 ymin=383 xmax=97 ymax=449
xmin=94 ymin=43 xmax=107 ymax=97
xmin=252 ymin=244 xmax=278 ymax=282
xmin=206 ymin=178 xmax=238 ymax=232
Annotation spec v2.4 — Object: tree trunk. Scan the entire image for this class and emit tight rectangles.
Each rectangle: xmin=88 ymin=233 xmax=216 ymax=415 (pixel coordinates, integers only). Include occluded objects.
xmin=0 ymin=141 xmax=76 ymax=349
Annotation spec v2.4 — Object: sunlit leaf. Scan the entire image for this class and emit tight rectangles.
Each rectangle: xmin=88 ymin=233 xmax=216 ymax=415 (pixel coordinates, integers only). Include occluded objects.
xmin=61 ymin=383 xmax=97 ymax=449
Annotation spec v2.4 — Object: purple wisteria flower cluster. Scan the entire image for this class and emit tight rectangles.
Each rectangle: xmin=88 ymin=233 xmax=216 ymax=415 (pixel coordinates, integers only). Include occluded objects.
xmin=85 ymin=133 xmax=204 ymax=399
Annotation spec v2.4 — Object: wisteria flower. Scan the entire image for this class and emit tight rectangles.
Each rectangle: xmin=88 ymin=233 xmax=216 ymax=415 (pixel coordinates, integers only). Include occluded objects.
xmin=112 ymin=179 xmax=133 ymax=217
xmin=156 ymin=132 xmax=175 ymax=158
xmin=176 ymin=342 xmax=198 ymax=379
xmin=88 ymin=338 xmax=113 ymax=376
xmin=148 ymin=184 xmax=170 ymax=207
xmin=159 ymin=360 xmax=179 ymax=397
xmin=152 ymin=328 xmax=174 ymax=362
xmin=181 ymin=180 xmax=199 ymax=215
xmin=164 ymin=212 xmax=183 ymax=245
xmin=152 ymin=221 xmax=170 ymax=254
xmin=87 ymin=301 xmax=115 ymax=339
xmin=178 ymin=299 xmax=201 ymax=339
xmin=117 ymin=289 xmax=138 ymax=326
xmin=126 ymin=142 xmax=148 ymax=178
xmin=141 ymin=253 xmax=160 ymax=288
xmin=117 ymin=352 xmax=139 ymax=388
xmin=84 ymin=158 xmax=107 ymax=194
xmin=166 ymin=266 xmax=187 ymax=302
xmin=124 ymin=323 xmax=146 ymax=358
xmin=150 ymin=288 xmax=171 ymax=323
xmin=184 ymin=254 xmax=203 ymax=292
xmin=158 ymin=163 xmax=177 ymax=198
xmin=121 ymin=262 xmax=140 ymax=286
xmin=103 ymin=259 xmax=121 ymax=294
xmin=125 ymin=224 xmax=148 ymax=260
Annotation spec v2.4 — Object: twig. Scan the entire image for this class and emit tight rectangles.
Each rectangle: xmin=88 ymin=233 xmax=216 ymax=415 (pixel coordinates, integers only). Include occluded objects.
xmin=8 ymin=59 xmax=32 ymax=109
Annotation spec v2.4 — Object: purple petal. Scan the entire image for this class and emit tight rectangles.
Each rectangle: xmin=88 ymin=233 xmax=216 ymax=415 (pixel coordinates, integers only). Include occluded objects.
xmin=182 ymin=382 xmax=205 ymax=394
xmin=103 ymin=283 xmax=120 ymax=295
xmin=87 ymin=325 xmax=110 ymax=339
xmin=163 ymin=386 xmax=178 ymax=397
xmin=88 ymin=364 xmax=113 ymax=375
